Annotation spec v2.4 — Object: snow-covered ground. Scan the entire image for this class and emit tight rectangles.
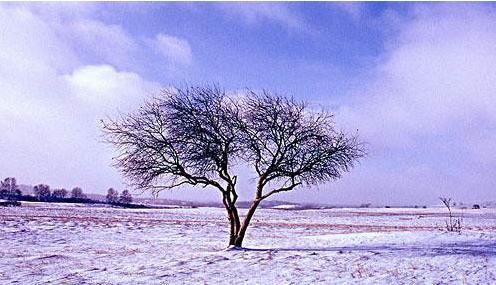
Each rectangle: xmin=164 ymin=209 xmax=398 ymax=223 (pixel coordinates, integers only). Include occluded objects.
xmin=1 ymin=202 xmax=495 ymax=284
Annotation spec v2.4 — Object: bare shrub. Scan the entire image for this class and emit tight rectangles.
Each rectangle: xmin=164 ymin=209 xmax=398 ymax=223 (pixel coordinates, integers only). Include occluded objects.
xmin=439 ymin=197 xmax=462 ymax=232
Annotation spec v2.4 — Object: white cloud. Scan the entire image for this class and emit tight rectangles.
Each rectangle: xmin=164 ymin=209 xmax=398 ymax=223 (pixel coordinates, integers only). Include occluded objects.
xmin=0 ymin=5 xmax=79 ymax=75
xmin=346 ymin=4 xmax=496 ymax=146
xmin=151 ymin=33 xmax=193 ymax=66
xmin=216 ymin=2 xmax=305 ymax=31
xmin=0 ymin=3 xmax=161 ymax=193
xmin=14 ymin=2 xmax=100 ymax=20
xmin=0 ymin=4 xmax=77 ymax=126
xmin=65 ymin=65 xmax=158 ymax=111
xmin=69 ymin=19 xmax=139 ymax=69
xmin=333 ymin=4 xmax=496 ymax=204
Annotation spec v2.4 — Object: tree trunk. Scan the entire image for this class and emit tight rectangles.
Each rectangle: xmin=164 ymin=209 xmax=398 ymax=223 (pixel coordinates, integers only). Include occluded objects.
xmin=230 ymin=205 xmax=241 ymax=243
xmin=223 ymin=194 xmax=240 ymax=246
xmin=228 ymin=211 xmax=236 ymax=245
xmin=233 ymin=199 xmax=261 ymax=247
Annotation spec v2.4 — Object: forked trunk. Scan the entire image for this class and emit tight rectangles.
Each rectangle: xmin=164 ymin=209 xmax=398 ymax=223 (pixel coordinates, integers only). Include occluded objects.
xmin=233 ymin=199 xmax=261 ymax=247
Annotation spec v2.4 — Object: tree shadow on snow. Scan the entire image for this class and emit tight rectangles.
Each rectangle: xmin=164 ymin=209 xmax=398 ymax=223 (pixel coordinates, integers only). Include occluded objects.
xmin=231 ymin=242 xmax=496 ymax=257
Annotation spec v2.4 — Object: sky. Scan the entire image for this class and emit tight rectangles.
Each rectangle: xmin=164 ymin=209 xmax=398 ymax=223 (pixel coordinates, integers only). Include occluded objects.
xmin=1 ymin=2 xmax=495 ymax=205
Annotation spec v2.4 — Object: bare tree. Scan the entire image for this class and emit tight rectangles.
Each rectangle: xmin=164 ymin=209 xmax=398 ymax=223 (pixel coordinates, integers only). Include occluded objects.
xmin=102 ymin=85 xmax=365 ymax=247
xmin=119 ymin=190 xmax=133 ymax=204
xmin=52 ymin=189 xmax=68 ymax=199
xmin=439 ymin=197 xmax=462 ymax=232
xmin=71 ymin=187 xmax=86 ymax=200
xmin=0 ymin=177 xmax=21 ymax=200
xmin=33 ymin=184 xmax=51 ymax=201
xmin=106 ymin=188 xmax=119 ymax=204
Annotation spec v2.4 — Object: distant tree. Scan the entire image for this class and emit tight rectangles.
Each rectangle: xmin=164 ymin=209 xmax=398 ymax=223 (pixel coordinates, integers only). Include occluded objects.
xmin=103 ymin=85 xmax=365 ymax=247
xmin=33 ymin=184 xmax=51 ymax=201
xmin=119 ymin=190 xmax=132 ymax=204
xmin=52 ymin=189 xmax=68 ymax=199
xmin=71 ymin=187 xmax=87 ymax=199
xmin=0 ymin=177 xmax=21 ymax=200
xmin=106 ymin=188 xmax=119 ymax=204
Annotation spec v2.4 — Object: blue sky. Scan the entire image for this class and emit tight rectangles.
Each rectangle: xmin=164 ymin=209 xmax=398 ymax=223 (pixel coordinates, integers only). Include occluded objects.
xmin=1 ymin=2 xmax=495 ymax=205
xmin=109 ymin=2 xmax=397 ymax=98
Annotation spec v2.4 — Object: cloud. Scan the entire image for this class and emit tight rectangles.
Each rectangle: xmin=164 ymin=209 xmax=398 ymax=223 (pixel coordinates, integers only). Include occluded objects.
xmin=345 ymin=4 xmax=496 ymax=146
xmin=151 ymin=33 xmax=193 ymax=66
xmin=332 ymin=3 xmax=496 ymax=204
xmin=69 ymin=19 xmax=139 ymax=69
xmin=331 ymin=2 xmax=365 ymax=22
xmin=14 ymin=2 xmax=100 ymax=20
xmin=0 ymin=4 xmax=77 ymax=127
xmin=0 ymin=3 xmax=161 ymax=192
xmin=6 ymin=2 xmax=189 ymax=72
xmin=0 ymin=4 xmax=80 ymax=75
xmin=65 ymin=65 xmax=158 ymax=111
xmin=216 ymin=2 xmax=305 ymax=31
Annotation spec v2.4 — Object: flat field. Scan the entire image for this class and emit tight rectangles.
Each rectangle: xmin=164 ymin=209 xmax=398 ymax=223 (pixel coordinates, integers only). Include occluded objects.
xmin=1 ymin=203 xmax=495 ymax=284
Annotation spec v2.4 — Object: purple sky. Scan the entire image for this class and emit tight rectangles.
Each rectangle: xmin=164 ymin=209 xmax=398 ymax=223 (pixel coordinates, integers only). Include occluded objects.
xmin=1 ymin=2 xmax=495 ymax=205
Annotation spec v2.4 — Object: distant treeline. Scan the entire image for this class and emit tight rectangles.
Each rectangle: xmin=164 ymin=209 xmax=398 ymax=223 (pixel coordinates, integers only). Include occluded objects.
xmin=0 ymin=177 xmax=146 ymax=208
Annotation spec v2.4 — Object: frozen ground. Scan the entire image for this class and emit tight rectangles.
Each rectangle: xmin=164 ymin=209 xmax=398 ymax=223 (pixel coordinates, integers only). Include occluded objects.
xmin=1 ymin=203 xmax=495 ymax=284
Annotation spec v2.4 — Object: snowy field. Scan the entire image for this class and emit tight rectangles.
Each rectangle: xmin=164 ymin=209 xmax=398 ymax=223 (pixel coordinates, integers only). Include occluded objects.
xmin=1 ymin=203 xmax=495 ymax=284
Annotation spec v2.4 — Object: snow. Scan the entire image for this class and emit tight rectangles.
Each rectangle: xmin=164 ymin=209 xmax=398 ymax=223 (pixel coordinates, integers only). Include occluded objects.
xmin=271 ymin=204 xmax=298 ymax=210
xmin=1 ymin=202 xmax=495 ymax=284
